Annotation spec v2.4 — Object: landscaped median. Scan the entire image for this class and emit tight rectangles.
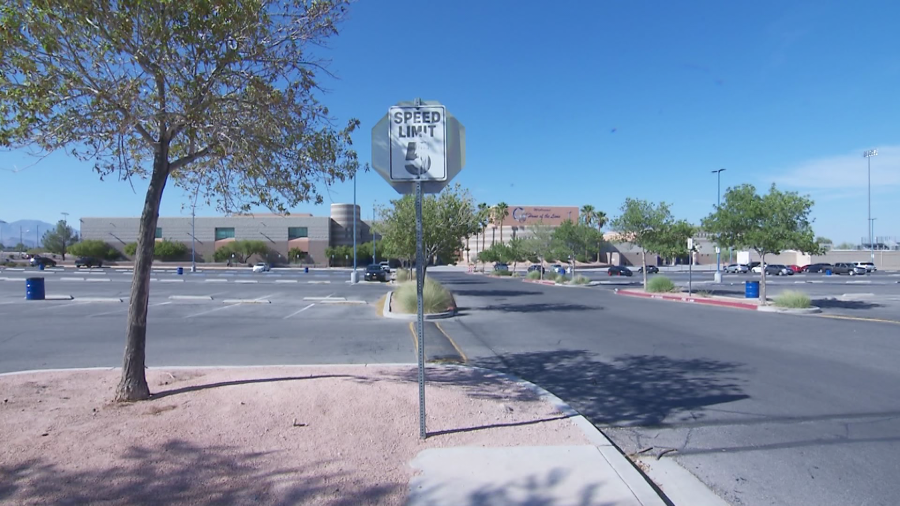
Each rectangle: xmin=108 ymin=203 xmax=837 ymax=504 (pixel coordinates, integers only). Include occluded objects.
xmin=382 ymin=275 xmax=457 ymax=320
xmin=616 ymin=287 xmax=822 ymax=313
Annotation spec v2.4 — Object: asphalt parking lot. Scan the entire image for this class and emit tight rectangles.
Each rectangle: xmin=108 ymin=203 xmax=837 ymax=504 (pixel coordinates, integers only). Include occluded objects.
xmin=0 ymin=266 xmax=410 ymax=373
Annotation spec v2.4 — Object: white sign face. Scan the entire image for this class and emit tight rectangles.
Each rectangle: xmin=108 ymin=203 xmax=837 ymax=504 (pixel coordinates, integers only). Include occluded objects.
xmin=687 ymin=238 xmax=694 ymax=250
xmin=389 ymin=105 xmax=447 ymax=181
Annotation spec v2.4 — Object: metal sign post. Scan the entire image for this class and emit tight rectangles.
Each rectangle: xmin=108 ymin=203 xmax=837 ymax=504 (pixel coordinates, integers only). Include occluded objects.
xmin=415 ymin=180 xmax=426 ymax=439
xmin=687 ymin=238 xmax=694 ymax=296
xmin=371 ymin=98 xmax=466 ymax=440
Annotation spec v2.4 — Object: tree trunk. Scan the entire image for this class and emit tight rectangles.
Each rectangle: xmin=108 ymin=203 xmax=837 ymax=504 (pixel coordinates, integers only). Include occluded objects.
xmin=641 ymin=250 xmax=648 ymax=289
xmin=759 ymin=251 xmax=767 ymax=306
xmin=115 ymin=148 xmax=169 ymax=402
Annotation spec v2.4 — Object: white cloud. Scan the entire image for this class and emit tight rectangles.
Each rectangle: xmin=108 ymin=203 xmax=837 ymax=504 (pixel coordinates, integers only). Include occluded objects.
xmin=771 ymin=146 xmax=900 ymax=190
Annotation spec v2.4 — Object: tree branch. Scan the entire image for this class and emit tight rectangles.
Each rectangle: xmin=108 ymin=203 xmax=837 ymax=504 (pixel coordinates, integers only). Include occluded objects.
xmin=169 ymin=144 xmax=214 ymax=172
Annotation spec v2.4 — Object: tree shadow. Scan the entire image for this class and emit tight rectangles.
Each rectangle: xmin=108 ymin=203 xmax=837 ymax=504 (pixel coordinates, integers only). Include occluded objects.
xmin=0 ymin=440 xmax=399 ymax=505
xmin=468 ymin=350 xmax=749 ymax=427
xmin=480 ymin=303 xmax=598 ymax=313
xmin=150 ymin=375 xmax=357 ymax=400
xmin=426 ymin=415 xmax=574 ymax=438
xmin=450 ymin=289 xmax=539 ymax=298
xmin=812 ymin=298 xmax=882 ymax=310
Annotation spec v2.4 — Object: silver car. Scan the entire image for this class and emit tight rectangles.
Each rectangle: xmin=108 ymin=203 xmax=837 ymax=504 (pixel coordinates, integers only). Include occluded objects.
xmin=725 ymin=264 xmax=749 ymax=274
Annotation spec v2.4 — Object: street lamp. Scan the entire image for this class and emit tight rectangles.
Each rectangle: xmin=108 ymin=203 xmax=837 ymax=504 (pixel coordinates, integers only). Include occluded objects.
xmin=350 ymin=173 xmax=358 ymax=283
xmin=712 ymin=168 xmax=726 ymax=283
xmin=373 ymin=200 xmax=377 ymax=264
xmin=863 ymin=149 xmax=877 ymax=262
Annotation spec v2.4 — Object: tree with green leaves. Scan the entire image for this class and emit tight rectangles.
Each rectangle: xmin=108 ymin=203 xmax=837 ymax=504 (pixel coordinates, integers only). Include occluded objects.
xmin=580 ymin=205 xmax=596 ymax=227
xmin=213 ymin=240 xmax=271 ymax=264
xmin=41 ymin=220 xmax=79 ymax=260
xmin=1 ymin=0 xmax=361 ymax=400
xmin=475 ymin=202 xmax=491 ymax=269
xmin=816 ymin=236 xmax=833 ymax=251
xmin=493 ymin=202 xmax=509 ymax=244
xmin=376 ymin=184 xmax=476 ymax=272
xmin=505 ymin=237 xmax=528 ymax=273
xmin=69 ymin=239 xmax=119 ymax=260
xmin=609 ymin=199 xmax=686 ymax=288
xmin=153 ymin=239 xmax=187 ymax=261
xmin=523 ymin=222 xmax=555 ymax=278
xmin=702 ymin=184 xmax=820 ymax=304
xmin=835 ymin=242 xmax=856 ymax=250
xmin=550 ymin=219 xmax=604 ymax=274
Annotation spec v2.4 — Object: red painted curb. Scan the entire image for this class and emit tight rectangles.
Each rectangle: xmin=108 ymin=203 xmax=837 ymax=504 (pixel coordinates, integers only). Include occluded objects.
xmin=616 ymin=289 xmax=759 ymax=310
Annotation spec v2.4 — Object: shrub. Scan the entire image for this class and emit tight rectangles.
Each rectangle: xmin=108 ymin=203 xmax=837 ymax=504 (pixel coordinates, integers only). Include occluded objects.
xmin=153 ymin=239 xmax=188 ymax=261
xmin=394 ymin=277 xmax=455 ymax=314
xmin=123 ymin=242 xmax=137 ymax=256
xmin=774 ymin=290 xmax=811 ymax=309
xmin=544 ymin=272 xmax=560 ymax=282
xmin=288 ymin=247 xmax=307 ymax=263
xmin=569 ymin=275 xmax=590 ymax=285
xmin=70 ymin=240 xmax=119 ymax=260
xmin=646 ymin=276 xmax=676 ymax=293
xmin=493 ymin=270 xmax=513 ymax=276
xmin=526 ymin=270 xmax=542 ymax=280
xmin=394 ymin=268 xmax=415 ymax=282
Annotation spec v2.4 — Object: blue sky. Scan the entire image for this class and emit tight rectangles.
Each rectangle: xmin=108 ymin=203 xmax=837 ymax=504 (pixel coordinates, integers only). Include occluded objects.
xmin=1 ymin=0 xmax=898 ymax=244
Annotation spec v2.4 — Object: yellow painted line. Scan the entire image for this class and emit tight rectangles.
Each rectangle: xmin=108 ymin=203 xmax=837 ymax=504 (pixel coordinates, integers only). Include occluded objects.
xmin=814 ymin=314 xmax=900 ymax=325
xmin=435 ymin=322 xmax=468 ymax=363
xmin=409 ymin=322 xmax=417 ymax=351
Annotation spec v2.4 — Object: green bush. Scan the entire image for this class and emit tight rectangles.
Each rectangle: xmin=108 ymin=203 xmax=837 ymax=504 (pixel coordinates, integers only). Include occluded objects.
xmin=123 ymin=242 xmax=137 ymax=256
xmin=569 ymin=275 xmax=590 ymax=285
xmin=69 ymin=240 xmax=120 ymax=260
xmin=153 ymin=239 xmax=188 ymax=261
xmin=288 ymin=247 xmax=307 ymax=263
xmin=526 ymin=270 xmax=542 ymax=280
xmin=493 ymin=270 xmax=513 ymax=276
xmin=774 ymin=290 xmax=811 ymax=309
xmin=544 ymin=272 xmax=560 ymax=282
xmin=394 ymin=277 xmax=455 ymax=314
xmin=646 ymin=276 xmax=676 ymax=293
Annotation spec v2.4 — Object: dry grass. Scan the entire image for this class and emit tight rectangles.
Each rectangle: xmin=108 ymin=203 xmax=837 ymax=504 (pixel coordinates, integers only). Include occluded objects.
xmin=394 ymin=278 xmax=455 ymax=314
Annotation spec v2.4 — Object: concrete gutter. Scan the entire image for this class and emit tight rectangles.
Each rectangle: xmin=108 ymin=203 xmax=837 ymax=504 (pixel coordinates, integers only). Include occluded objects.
xmin=381 ymin=291 xmax=456 ymax=321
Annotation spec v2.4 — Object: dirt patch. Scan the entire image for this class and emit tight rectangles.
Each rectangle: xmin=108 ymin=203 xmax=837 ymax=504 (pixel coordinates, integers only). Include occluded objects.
xmin=0 ymin=365 xmax=587 ymax=505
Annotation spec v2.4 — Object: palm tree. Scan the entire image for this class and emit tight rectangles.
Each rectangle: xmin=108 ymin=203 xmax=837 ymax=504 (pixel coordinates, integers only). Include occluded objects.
xmin=594 ymin=210 xmax=608 ymax=230
xmin=495 ymin=202 xmax=510 ymax=244
xmin=477 ymin=203 xmax=490 ymax=271
xmin=580 ymin=205 xmax=596 ymax=227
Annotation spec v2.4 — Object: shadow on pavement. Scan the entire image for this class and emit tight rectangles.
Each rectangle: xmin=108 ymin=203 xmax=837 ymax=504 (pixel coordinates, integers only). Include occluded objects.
xmin=474 ymin=350 xmax=749 ymax=427
xmin=450 ymin=289 xmax=539 ymax=298
xmin=0 ymin=440 xmax=398 ymax=505
xmin=480 ymin=303 xmax=598 ymax=313
xmin=812 ymin=299 xmax=883 ymax=310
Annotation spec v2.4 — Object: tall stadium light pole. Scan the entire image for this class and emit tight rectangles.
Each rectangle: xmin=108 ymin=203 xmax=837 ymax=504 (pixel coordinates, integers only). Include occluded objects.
xmin=712 ymin=168 xmax=726 ymax=283
xmin=350 ymin=173 xmax=358 ymax=283
xmin=372 ymin=200 xmax=377 ymax=264
xmin=863 ymin=150 xmax=877 ymax=261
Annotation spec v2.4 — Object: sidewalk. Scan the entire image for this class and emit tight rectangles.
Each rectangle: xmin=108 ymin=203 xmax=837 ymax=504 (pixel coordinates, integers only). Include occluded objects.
xmin=0 ymin=364 xmax=670 ymax=506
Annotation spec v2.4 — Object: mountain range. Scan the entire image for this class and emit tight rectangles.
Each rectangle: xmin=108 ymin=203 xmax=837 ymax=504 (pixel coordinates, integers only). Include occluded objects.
xmin=0 ymin=219 xmax=59 ymax=248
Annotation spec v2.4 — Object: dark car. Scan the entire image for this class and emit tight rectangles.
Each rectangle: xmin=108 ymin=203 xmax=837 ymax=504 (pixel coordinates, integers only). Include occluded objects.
xmin=805 ymin=263 xmax=833 ymax=273
xmin=832 ymin=263 xmax=866 ymax=276
xmin=527 ymin=264 xmax=545 ymax=274
xmin=30 ymin=256 xmax=57 ymax=268
xmin=636 ymin=265 xmax=659 ymax=274
xmin=75 ymin=256 xmax=102 ymax=268
xmin=608 ymin=266 xmax=633 ymax=277
xmin=364 ymin=264 xmax=388 ymax=282
xmin=765 ymin=264 xmax=793 ymax=276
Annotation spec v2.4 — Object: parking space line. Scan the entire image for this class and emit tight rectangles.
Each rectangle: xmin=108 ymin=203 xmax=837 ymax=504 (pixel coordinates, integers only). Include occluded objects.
xmin=283 ymin=303 xmax=315 ymax=319
xmin=185 ymin=303 xmax=239 ymax=318
xmin=814 ymin=314 xmax=900 ymax=325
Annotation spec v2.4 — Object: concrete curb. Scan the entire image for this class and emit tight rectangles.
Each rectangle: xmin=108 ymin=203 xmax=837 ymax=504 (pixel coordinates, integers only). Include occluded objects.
xmin=75 ymin=297 xmax=124 ymax=303
xmin=381 ymin=291 xmax=456 ymax=320
xmin=45 ymin=294 xmax=74 ymax=300
xmin=169 ymin=295 xmax=214 ymax=301
xmin=222 ymin=299 xmax=270 ymax=304
xmin=616 ymin=289 xmax=759 ymax=310
xmin=439 ymin=364 xmax=669 ymax=506
xmin=757 ymin=305 xmax=822 ymax=314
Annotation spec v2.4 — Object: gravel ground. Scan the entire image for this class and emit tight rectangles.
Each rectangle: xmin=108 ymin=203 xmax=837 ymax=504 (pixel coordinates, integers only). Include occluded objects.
xmin=0 ymin=365 xmax=588 ymax=505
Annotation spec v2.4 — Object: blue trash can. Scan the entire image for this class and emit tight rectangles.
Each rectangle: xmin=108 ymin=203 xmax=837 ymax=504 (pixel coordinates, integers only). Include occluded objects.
xmin=177 ymin=267 xmax=184 ymax=275
xmin=38 ymin=264 xmax=44 ymax=271
xmin=745 ymin=280 xmax=760 ymax=298
xmin=825 ymin=269 xmax=832 ymax=276
xmin=304 ymin=266 xmax=309 ymax=274
xmin=26 ymin=277 xmax=45 ymax=301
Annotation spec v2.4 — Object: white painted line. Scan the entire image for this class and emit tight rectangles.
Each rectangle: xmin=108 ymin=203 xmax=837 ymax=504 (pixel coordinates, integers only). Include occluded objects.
xmin=159 ymin=279 xmax=184 ymax=283
xmin=234 ymin=279 xmax=258 ymax=284
xmin=74 ymin=297 xmax=124 ymax=303
xmin=319 ymin=300 xmax=367 ymax=305
xmin=45 ymin=294 xmax=74 ymax=300
xmin=60 ymin=277 xmax=85 ymax=281
xmin=275 ymin=279 xmax=299 ymax=283
xmin=204 ymin=279 xmax=228 ymax=283
xmin=85 ymin=278 xmax=112 ymax=282
xmin=168 ymin=295 xmax=214 ymax=301
xmin=185 ymin=303 xmax=240 ymax=318
xmin=283 ymin=303 xmax=315 ymax=319
xmin=6 ymin=268 xmax=24 ymax=272
xmin=303 ymin=296 xmax=346 ymax=301
xmin=0 ymin=277 xmax=13 ymax=281
xmin=221 ymin=299 xmax=271 ymax=304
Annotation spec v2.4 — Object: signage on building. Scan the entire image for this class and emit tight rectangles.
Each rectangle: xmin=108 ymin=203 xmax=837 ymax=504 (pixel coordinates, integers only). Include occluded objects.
xmin=501 ymin=206 xmax=579 ymax=227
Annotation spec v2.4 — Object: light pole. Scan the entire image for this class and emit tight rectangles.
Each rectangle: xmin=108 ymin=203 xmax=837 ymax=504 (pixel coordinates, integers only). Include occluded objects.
xmin=864 ymin=149 xmax=877 ymax=262
xmin=351 ymin=173 xmax=358 ymax=283
xmin=712 ymin=168 xmax=726 ymax=283
xmin=372 ymin=200 xmax=377 ymax=264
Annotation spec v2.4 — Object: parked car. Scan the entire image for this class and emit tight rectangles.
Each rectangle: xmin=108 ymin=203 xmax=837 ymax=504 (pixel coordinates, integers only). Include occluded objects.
xmin=748 ymin=262 xmax=761 ymax=270
xmin=788 ymin=265 xmax=802 ymax=273
xmin=251 ymin=262 xmax=270 ymax=273
xmin=854 ymin=262 xmax=876 ymax=272
xmin=527 ymin=264 xmax=545 ymax=274
xmin=364 ymin=264 xmax=389 ymax=282
xmin=74 ymin=256 xmax=102 ymax=268
xmin=607 ymin=266 xmax=633 ymax=277
xmin=764 ymin=264 xmax=793 ymax=276
xmin=636 ymin=265 xmax=659 ymax=274
xmin=751 ymin=264 xmax=764 ymax=274
xmin=378 ymin=261 xmax=392 ymax=272
xmin=549 ymin=264 xmax=567 ymax=275
xmin=832 ymin=263 xmax=866 ymax=276
xmin=805 ymin=263 xmax=833 ymax=273
xmin=493 ymin=263 xmax=509 ymax=272
xmin=725 ymin=264 xmax=749 ymax=274
xmin=30 ymin=256 xmax=57 ymax=268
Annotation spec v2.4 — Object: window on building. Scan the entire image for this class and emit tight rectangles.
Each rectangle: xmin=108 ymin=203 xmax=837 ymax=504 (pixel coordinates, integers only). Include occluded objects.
xmin=155 ymin=227 xmax=162 ymax=239
xmin=288 ymin=226 xmax=308 ymax=239
xmin=215 ymin=227 xmax=235 ymax=240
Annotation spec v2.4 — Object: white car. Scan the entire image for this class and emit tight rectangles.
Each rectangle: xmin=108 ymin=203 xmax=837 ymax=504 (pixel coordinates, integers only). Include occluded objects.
xmin=252 ymin=263 xmax=270 ymax=273
xmin=854 ymin=262 xmax=876 ymax=272
xmin=751 ymin=264 xmax=764 ymax=274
